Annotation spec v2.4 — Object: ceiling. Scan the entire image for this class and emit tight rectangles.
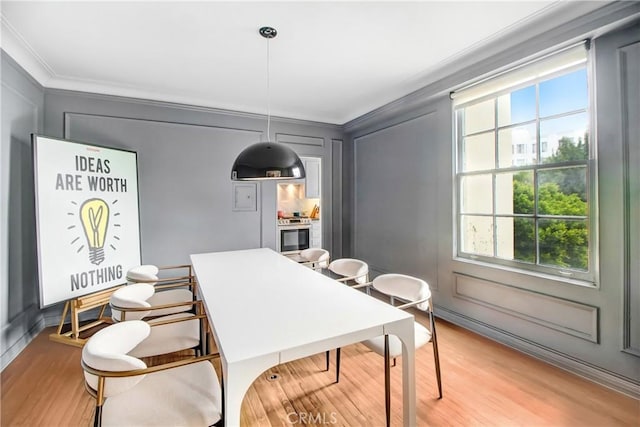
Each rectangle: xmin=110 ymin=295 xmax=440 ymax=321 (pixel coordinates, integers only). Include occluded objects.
xmin=0 ymin=1 xmax=610 ymax=125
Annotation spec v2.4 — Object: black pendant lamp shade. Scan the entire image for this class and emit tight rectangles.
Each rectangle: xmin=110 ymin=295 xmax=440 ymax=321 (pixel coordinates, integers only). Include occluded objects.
xmin=231 ymin=142 xmax=305 ymax=180
xmin=230 ymin=26 xmax=306 ymax=181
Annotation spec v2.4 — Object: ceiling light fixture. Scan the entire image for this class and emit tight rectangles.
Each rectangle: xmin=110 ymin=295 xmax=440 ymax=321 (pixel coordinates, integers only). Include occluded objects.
xmin=231 ymin=26 xmax=306 ymax=181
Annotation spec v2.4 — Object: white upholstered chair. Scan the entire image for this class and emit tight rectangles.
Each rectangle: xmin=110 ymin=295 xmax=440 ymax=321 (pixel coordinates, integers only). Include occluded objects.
xmin=327 ymin=258 xmax=369 ymax=285
xmin=341 ymin=273 xmax=442 ymax=427
xmin=323 ymin=258 xmax=370 ymax=375
xmin=299 ymin=248 xmax=330 ymax=270
xmin=81 ymin=320 xmax=222 ymax=427
xmin=127 ymin=263 xmax=194 ymax=285
xmin=109 ymin=283 xmax=204 ymax=358
xmin=127 ymin=264 xmax=196 ymax=309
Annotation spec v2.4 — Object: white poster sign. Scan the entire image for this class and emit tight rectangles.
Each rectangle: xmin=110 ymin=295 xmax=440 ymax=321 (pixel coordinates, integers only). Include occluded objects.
xmin=33 ymin=135 xmax=141 ymax=307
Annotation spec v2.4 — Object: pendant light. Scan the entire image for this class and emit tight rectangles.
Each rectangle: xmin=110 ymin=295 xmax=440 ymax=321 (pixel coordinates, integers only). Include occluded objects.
xmin=231 ymin=27 xmax=305 ymax=181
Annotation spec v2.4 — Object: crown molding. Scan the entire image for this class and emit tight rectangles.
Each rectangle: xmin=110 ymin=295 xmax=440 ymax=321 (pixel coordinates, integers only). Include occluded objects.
xmin=45 ymin=87 xmax=343 ymax=131
xmin=344 ymin=1 xmax=640 ymax=134
xmin=0 ymin=12 xmax=343 ymax=125
xmin=4 ymin=2 xmax=637 ymax=130
xmin=44 ymin=75 xmax=345 ymax=125
xmin=0 ymin=14 xmax=54 ymax=85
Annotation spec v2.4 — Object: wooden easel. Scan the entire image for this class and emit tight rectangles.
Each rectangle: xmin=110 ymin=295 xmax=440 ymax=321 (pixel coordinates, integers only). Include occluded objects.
xmin=49 ymin=285 xmax=124 ymax=347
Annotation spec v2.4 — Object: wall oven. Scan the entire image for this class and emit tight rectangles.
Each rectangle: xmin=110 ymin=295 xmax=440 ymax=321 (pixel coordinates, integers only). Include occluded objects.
xmin=277 ymin=221 xmax=311 ymax=253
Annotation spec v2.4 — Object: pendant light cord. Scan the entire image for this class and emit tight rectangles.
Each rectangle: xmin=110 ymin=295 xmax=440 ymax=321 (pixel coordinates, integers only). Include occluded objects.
xmin=259 ymin=26 xmax=277 ymax=142
xmin=266 ymin=35 xmax=271 ymax=141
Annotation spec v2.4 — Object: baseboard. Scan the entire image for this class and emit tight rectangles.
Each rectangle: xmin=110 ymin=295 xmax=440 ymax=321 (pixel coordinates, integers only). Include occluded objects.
xmin=435 ymin=307 xmax=640 ymax=399
xmin=1 ymin=305 xmax=109 ymax=372
xmin=1 ymin=314 xmax=45 ymax=371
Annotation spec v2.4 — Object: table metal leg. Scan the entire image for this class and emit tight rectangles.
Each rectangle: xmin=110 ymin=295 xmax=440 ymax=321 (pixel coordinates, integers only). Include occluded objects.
xmin=336 ymin=347 xmax=341 ymax=383
xmin=384 ymin=318 xmax=416 ymax=427
xmin=384 ymin=335 xmax=390 ymax=427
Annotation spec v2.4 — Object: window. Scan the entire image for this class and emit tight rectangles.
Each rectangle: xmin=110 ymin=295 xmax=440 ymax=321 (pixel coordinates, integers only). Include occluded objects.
xmin=453 ymin=44 xmax=595 ymax=283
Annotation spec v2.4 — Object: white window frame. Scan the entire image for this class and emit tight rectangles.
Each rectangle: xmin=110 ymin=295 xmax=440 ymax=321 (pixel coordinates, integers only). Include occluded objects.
xmin=452 ymin=43 xmax=598 ymax=286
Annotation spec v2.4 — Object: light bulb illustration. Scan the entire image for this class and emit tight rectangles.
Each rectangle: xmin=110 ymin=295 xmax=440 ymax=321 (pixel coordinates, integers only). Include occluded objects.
xmin=79 ymin=198 xmax=109 ymax=265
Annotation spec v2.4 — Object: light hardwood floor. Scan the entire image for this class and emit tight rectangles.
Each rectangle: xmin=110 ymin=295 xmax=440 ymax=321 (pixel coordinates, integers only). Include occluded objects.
xmin=1 ymin=314 xmax=638 ymax=426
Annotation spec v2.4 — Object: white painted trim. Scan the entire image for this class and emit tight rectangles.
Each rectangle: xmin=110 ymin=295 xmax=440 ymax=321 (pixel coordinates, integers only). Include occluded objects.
xmin=0 ymin=15 xmax=54 ymax=85
xmin=344 ymin=2 xmax=640 ymax=133
xmin=48 ymin=88 xmax=342 ymax=130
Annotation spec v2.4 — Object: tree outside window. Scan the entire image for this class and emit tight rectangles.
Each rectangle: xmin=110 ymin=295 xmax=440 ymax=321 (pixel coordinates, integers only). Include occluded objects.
xmin=455 ymin=50 xmax=594 ymax=282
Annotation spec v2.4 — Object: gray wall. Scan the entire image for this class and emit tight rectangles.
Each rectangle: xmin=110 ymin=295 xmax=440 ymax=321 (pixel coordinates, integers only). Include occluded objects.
xmin=345 ymin=11 xmax=640 ymax=395
xmin=41 ymin=92 xmax=344 ymax=318
xmin=2 ymin=1 xmax=638 ymax=399
xmin=1 ymin=57 xmax=344 ymax=368
xmin=353 ymin=112 xmax=440 ymax=284
xmin=1 ymin=52 xmax=44 ymax=369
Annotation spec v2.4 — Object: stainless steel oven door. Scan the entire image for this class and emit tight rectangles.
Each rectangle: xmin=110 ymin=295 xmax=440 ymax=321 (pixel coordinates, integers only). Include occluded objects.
xmin=278 ymin=226 xmax=311 ymax=253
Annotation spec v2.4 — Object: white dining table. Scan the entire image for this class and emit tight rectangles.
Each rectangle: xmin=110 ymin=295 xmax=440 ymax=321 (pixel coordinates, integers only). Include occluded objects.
xmin=191 ymin=248 xmax=416 ymax=426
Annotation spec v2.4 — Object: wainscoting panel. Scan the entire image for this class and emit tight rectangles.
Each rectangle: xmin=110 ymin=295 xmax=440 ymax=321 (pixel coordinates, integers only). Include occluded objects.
xmin=620 ymin=41 xmax=640 ymax=356
xmin=1 ymin=51 xmax=45 ymax=370
xmin=353 ymin=112 xmax=439 ymax=287
xmin=453 ymin=273 xmax=598 ymax=342
xmin=65 ymin=113 xmax=264 ymax=264
xmin=276 ymin=133 xmax=324 ymax=147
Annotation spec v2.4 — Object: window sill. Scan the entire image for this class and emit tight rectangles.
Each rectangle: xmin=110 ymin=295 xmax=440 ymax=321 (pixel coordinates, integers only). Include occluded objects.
xmin=452 ymin=256 xmax=598 ymax=289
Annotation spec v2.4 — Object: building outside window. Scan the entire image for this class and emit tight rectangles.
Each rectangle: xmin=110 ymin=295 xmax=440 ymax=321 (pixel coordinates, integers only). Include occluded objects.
xmin=453 ymin=44 xmax=595 ymax=283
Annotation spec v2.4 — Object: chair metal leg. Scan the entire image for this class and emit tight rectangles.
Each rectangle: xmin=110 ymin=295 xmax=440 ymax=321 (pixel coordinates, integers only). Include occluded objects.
xmin=94 ymin=377 xmax=105 ymax=427
xmin=384 ymin=335 xmax=390 ymax=427
xmin=430 ymin=311 xmax=443 ymax=399
xmin=325 ymin=350 xmax=330 ymax=371
xmin=200 ymin=315 xmax=207 ymax=356
xmin=336 ymin=347 xmax=341 ymax=383
xmin=94 ymin=406 xmax=102 ymax=427
xmin=220 ymin=369 xmax=225 ymax=421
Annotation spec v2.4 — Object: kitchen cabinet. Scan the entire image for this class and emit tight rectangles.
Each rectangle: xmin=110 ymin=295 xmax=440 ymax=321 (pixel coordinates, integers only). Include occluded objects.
xmin=302 ymin=157 xmax=321 ymax=199
xmin=311 ymin=220 xmax=322 ymax=248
